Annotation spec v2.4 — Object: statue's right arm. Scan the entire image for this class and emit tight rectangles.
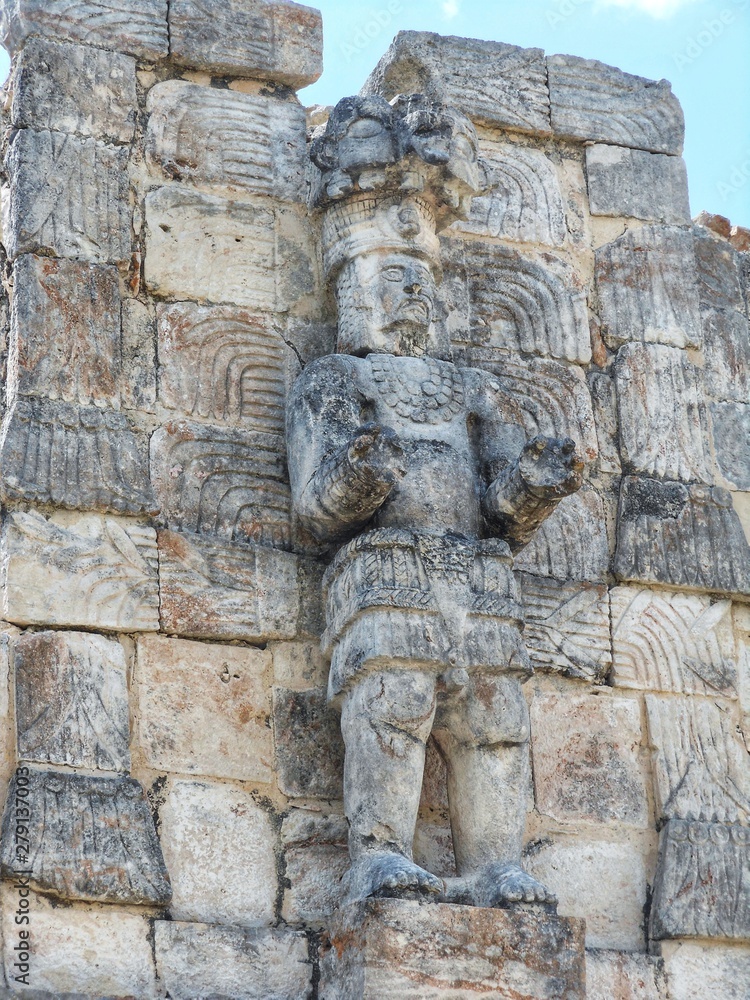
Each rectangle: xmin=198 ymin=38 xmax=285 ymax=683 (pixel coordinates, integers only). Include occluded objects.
xmin=286 ymin=356 xmax=405 ymax=542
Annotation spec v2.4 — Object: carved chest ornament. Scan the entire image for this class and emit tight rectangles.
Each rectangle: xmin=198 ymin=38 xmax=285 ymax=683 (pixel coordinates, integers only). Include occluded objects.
xmin=369 ymin=354 xmax=465 ymax=424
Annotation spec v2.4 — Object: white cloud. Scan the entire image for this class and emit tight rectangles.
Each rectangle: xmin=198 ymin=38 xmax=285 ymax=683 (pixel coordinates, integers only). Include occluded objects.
xmin=596 ymin=0 xmax=699 ymax=16
xmin=442 ymin=0 xmax=460 ymax=19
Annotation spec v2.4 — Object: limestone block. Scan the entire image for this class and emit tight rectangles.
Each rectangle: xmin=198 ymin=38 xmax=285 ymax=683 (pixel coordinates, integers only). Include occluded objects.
xmin=135 ymin=635 xmax=272 ymax=783
xmin=168 ymin=0 xmax=322 ymax=88
xmin=694 ymin=226 xmax=746 ymax=314
xmin=320 ymin=900 xmax=585 ymax=1000
xmin=0 ymin=885 xmax=157 ymax=997
xmin=146 ymin=80 xmax=306 ymax=201
xmin=519 ymin=574 xmax=611 ymax=683
xmin=695 ymin=211 xmax=732 ymax=239
xmin=158 ymin=778 xmax=277 ymax=925
xmin=0 ymin=398 xmax=157 ymax=515
xmin=151 ymin=419 xmax=290 ymax=549
xmin=4 ymin=129 xmax=132 ymax=264
xmin=712 ymin=402 xmax=750 ymax=490
xmin=0 ymin=769 xmax=171 ymax=905
xmin=454 ymin=142 xmax=566 ymax=246
xmin=15 ymin=630 xmax=130 ymax=772
xmin=702 ymin=307 xmax=750 ymax=403
xmin=651 ymin=819 xmax=750 ymax=940
xmin=272 ymin=687 xmax=345 ymax=799
xmin=0 ymin=0 xmax=168 ymax=60
xmin=362 ymin=31 xmax=551 ymax=134
xmin=2 ymin=511 xmax=160 ymax=632
xmin=645 ymin=694 xmax=750 ymax=824
xmin=588 ymin=371 xmax=621 ymax=474
xmin=660 ymin=941 xmax=750 ymax=1000
xmin=525 ymin=837 xmax=651 ymax=951
xmin=12 ymin=37 xmax=137 ymax=144
xmin=547 ymin=55 xmax=684 ymax=154
xmin=514 ymin=485 xmax=610 ymax=583
xmin=271 ymin=640 xmax=328 ymax=690
xmin=121 ymin=298 xmax=157 ymax=412
xmin=595 ymin=226 xmax=702 ymax=350
xmin=615 ymin=343 xmax=712 ymax=484
xmin=586 ymin=951 xmax=667 ymax=1000
xmin=586 ymin=145 xmax=690 ymax=223
xmin=530 ymin=691 xmax=648 ymax=827
xmin=155 ymin=921 xmax=312 ymax=1000
xmin=611 ymin=587 xmax=738 ymax=697
xmin=9 ymin=254 xmax=121 ymax=407
xmin=157 ymin=302 xmax=290 ymax=430
xmin=614 ymin=477 xmax=750 ymax=597
xmin=444 ymin=240 xmax=591 ymax=364
xmin=281 ymin=810 xmax=348 ymax=924
xmin=157 ymin=528 xmax=298 ymax=641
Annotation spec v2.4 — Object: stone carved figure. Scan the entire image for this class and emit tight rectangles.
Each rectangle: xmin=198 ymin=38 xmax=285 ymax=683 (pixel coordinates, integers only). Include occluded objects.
xmin=288 ymin=95 xmax=585 ymax=907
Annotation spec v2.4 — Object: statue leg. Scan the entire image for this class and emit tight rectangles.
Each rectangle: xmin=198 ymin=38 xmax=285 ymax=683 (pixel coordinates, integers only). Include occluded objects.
xmin=434 ymin=672 xmax=557 ymax=907
xmin=339 ymin=667 xmax=444 ymax=902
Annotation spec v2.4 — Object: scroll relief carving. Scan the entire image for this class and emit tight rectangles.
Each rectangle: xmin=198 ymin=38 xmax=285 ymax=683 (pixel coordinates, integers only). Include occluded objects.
xmin=288 ymin=95 xmax=587 ymax=908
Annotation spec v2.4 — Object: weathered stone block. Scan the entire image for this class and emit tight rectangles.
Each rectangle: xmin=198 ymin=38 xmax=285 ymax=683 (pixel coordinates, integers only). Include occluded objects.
xmin=0 ymin=0 xmax=168 ymax=60
xmin=615 ymin=343 xmax=712 ymax=484
xmin=135 ymin=635 xmax=272 ymax=783
xmin=15 ymin=630 xmax=130 ymax=772
xmin=9 ymin=254 xmax=121 ymax=407
xmin=586 ymin=951 xmax=667 ymax=1000
xmin=530 ymin=691 xmax=649 ymax=827
xmin=363 ymin=31 xmax=551 ymax=134
xmin=712 ymin=402 xmax=750 ymax=490
xmin=595 ymin=226 xmax=702 ymax=350
xmin=615 ymin=477 xmax=750 ymax=598
xmin=651 ymin=819 xmax=750 ymax=941
xmin=660 ymin=941 xmax=750 ymax=1000
xmin=453 ymin=141 xmax=566 ymax=246
xmin=444 ymin=241 xmax=591 ymax=364
xmin=694 ymin=226 xmax=746 ymax=314
xmin=158 ymin=778 xmax=277 ymax=926
xmin=4 ymin=128 xmax=132 ymax=264
xmin=2 ymin=510 xmax=160 ymax=632
xmin=525 ymin=836 xmax=652 ymax=951
xmin=273 ymin=687 xmax=345 ymax=799
xmin=157 ymin=528 xmax=298 ymax=641
xmin=146 ymin=80 xmax=306 ymax=201
xmin=588 ymin=371 xmax=621 ymax=474
xmin=281 ymin=810 xmax=348 ymax=924
xmin=121 ymin=298 xmax=157 ymax=412
xmin=547 ymin=54 xmax=684 ymax=154
xmin=320 ymin=899 xmax=585 ymax=999
xmin=155 ymin=921 xmax=312 ymax=1000
xmin=0 ymin=398 xmax=156 ymax=515
xmin=519 ymin=574 xmax=611 ymax=682
xmin=611 ymin=586 xmax=738 ymax=697
xmin=12 ymin=37 xmax=137 ymax=144
xmin=0 ymin=885 xmax=157 ymax=997
xmin=0 ymin=769 xmax=171 ymax=905
xmin=151 ymin=419 xmax=290 ymax=549
xmin=702 ymin=307 xmax=750 ymax=404
xmin=157 ymin=301 xmax=290 ymax=430
xmin=168 ymin=0 xmax=322 ymax=88
xmin=586 ymin=145 xmax=690 ymax=223
xmin=271 ymin=640 xmax=328 ymax=690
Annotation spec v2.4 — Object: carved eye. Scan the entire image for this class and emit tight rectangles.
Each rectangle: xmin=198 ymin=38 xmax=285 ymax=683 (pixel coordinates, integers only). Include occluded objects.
xmin=382 ymin=267 xmax=404 ymax=281
xmin=348 ymin=118 xmax=385 ymax=139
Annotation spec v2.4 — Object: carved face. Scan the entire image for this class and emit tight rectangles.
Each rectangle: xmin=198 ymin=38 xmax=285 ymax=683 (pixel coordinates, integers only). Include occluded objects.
xmin=337 ymin=115 xmax=398 ymax=174
xmin=336 ymin=252 xmax=438 ymax=358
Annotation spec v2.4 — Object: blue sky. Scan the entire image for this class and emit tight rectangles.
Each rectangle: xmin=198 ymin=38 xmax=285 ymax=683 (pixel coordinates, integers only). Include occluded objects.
xmin=300 ymin=0 xmax=750 ymax=226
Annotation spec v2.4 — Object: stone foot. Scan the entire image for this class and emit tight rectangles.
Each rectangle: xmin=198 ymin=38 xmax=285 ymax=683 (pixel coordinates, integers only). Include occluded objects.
xmin=343 ymin=852 xmax=444 ymax=904
xmin=441 ymin=862 xmax=557 ymax=909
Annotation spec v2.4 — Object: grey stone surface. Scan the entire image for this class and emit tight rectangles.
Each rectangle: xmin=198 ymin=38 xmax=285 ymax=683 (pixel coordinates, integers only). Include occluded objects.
xmin=0 ymin=397 xmax=157 ymax=515
xmin=615 ymin=477 xmax=750 ymax=597
xmin=168 ymin=0 xmax=322 ymax=89
xmin=586 ymin=951 xmax=667 ymax=1000
xmin=272 ymin=687 xmax=345 ymax=799
xmin=15 ymin=630 xmax=130 ymax=772
xmin=694 ymin=226 xmax=746 ymax=314
xmin=146 ymin=80 xmax=306 ymax=201
xmin=121 ymin=298 xmax=156 ymax=412
xmin=595 ymin=226 xmax=702 ymax=350
xmin=157 ymin=528 xmax=298 ymax=641
xmin=2 ymin=511 xmax=160 ymax=632
xmin=12 ymin=37 xmax=137 ymax=144
xmin=0 ymin=0 xmax=168 ymax=60
xmin=712 ymin=402 xmax=750 ymax=490
xmin=0 ymin=769 xmax=171 ymax=905
xmin=586 ymin=145 xmax=690 ymax=223
xmin=281 ymin=811 xmax=349 ymax=924
xmin=4 ymin=129 xmax=131 ymax=264
xmin=702 ymin=307 xmax=750 ymax=404
xmin=547 ymin=54 xmax=684 ymax=154
xmin=651 ymin=819 xmax=750 ymax=941
xmin=155 ymin=921 xmax=312 ymax=1000
xmin=660 ymin=942 xmax=750 ymax=1000
xmin=362 ymin=31 xmax=552 ymax=134
xmin=321 ymin=900 xmax=585 ymax=999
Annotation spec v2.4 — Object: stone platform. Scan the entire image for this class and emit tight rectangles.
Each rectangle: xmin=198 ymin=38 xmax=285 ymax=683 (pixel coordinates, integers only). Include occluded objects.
xmin=320 ymin=899 xmax=586 ymax=999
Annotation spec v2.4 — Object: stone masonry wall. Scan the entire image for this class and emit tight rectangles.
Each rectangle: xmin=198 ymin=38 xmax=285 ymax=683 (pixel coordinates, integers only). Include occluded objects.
xmin=0 ymin=4 xmax=745 ymax=998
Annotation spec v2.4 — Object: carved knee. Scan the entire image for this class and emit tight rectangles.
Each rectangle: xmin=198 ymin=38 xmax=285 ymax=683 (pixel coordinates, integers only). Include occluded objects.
xmin=341 ymin=669 xmax=437 ymax=745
